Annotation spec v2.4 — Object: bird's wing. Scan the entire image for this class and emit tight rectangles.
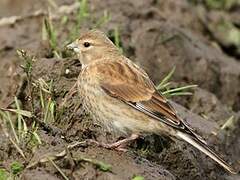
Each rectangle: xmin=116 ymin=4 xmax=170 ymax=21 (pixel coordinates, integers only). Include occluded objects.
xmin=96 ymin=60 xmax=206 ymax=144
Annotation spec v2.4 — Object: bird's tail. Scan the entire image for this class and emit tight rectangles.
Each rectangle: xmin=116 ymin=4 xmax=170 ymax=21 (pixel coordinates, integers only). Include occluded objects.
xmin=176 ymin=131 xmax=237 ymax=174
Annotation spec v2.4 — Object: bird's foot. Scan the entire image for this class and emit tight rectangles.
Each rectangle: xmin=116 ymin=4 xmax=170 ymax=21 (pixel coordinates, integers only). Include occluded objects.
xmin=89 ymin=134 xmax=139 ymax=152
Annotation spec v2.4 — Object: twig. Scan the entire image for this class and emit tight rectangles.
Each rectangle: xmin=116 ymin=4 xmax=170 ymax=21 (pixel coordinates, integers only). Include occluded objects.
xmin=48 ymin=158 xmax=69 ymax=180
xmin=27 ymin=140 xmax=88 ymax=168
xmin=0 ymin=123 xmax=26 ymax=160
xmin=9 ymin=137 xmax=27 ymax=160
xmin=221 ymin=116 xmax=239 ymax=132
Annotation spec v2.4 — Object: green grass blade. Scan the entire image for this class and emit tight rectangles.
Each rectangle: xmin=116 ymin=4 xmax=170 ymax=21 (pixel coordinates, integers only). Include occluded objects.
xmin=14 ymin=97 xmax=22 ymax=138
xmin=43 ymin=99 xmax=51 ymax=123
xmin=157 ymin=82 xmax=172 ymax=90
xmin=43 ymin=17 xmax=57 ymax=51
xmin=94 ymin=10 xmax=111 ymax=28
xmin=162 ymin=85 xmax=197 ymax=95
xmin=157 ymin=67 xmax=176 ymax=89
xmin=166 ymin=92 xmax=193 ymax=97
xmin=39 ymin=88 xmax=45 ymax=110
xmin=33 ymin=131 xmax=42 ymax=145
xmin=6 ymin=112 xmax=19 ymax=144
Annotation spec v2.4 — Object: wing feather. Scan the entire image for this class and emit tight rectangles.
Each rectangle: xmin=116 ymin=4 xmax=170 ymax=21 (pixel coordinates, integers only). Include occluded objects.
xmin=96 ymin=60 xmax=206 ymax=144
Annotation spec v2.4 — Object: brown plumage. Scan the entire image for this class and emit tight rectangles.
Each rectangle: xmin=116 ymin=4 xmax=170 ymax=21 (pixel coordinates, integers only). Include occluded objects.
xmin=67 ymin=30 xmax=237 ymax=174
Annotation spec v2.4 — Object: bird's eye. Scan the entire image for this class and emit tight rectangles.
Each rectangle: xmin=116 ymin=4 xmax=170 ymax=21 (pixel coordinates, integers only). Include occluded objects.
xmin=83 ymin=42 xmax=91 ymax=48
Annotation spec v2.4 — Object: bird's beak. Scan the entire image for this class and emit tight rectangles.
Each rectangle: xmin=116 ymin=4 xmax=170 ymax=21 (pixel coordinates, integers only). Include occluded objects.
xmin=66 ymin=42 xmax=81 ymax=53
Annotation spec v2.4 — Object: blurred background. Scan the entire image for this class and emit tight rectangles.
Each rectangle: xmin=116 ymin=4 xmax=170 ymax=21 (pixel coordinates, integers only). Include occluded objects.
xmin=0 ymin=0 xmax=239 ymax=179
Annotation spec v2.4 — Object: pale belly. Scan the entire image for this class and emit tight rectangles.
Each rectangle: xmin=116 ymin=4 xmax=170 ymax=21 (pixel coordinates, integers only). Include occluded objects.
xmin=77 ymin=77 xmax=167 ymax=136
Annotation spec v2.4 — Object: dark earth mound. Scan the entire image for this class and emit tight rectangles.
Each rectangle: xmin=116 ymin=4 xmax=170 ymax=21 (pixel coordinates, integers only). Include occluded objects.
xmin=0 ymin=0 xmax=239 ymax=179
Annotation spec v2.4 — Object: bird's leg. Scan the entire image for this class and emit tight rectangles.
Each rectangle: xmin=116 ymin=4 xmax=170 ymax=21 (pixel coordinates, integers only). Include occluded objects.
xmin=89 ymin=134 xmax=139 ymax=152
xmin=107 ymin=134 xmax=139 ymax=151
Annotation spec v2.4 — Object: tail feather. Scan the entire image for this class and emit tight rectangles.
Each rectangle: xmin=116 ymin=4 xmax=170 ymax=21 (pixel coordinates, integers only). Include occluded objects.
xmin=177 ymin=131 xmax=237 ymax=174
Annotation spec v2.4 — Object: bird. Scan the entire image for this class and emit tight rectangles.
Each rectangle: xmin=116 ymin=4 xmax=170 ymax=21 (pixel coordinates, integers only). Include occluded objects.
xmin=66 ymin=29 xmax=237 ymax=174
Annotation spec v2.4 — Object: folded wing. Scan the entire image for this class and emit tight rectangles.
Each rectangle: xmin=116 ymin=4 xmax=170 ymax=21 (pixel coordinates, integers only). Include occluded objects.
xmin=96 ymin=60 xmax=205 ymax=143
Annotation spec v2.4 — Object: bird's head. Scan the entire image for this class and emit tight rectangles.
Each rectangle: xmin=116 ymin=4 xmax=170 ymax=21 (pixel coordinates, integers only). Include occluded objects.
xmin=67 ymin=30 xmax=120 ymax=66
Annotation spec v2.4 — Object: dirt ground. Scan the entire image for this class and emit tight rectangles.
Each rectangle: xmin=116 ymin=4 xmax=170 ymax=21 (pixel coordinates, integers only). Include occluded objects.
xmin=0 ymin=0 xmax=239 ymax=180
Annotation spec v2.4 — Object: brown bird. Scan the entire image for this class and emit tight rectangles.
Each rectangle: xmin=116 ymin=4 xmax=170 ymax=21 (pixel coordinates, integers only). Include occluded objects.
xmin=67 ymin=29 xmax=237 ymax=174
